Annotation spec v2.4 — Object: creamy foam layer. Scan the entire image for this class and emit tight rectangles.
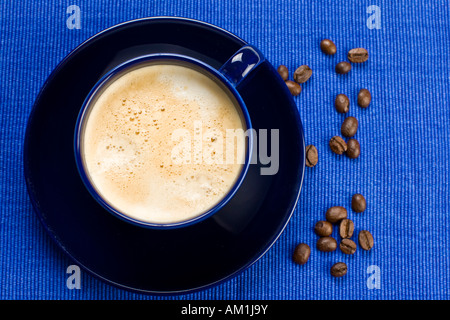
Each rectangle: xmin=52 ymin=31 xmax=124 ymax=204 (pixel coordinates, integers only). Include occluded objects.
xmin=82 ymin=63 xmax=246 ymax=224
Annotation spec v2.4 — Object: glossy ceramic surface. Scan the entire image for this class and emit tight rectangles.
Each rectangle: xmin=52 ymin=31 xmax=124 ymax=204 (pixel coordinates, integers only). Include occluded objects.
xmin=23 ymin=17 xmax=305 ymax=294
xmin=73 ymin=53 xmax=255 ymax=229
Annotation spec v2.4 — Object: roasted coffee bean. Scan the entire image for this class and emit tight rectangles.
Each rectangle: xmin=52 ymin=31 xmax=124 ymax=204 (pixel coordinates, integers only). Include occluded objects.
xmin=314 ymin=220 xmax=333 ymax=237
xmin=358 ymin=230 xmax=374 ymax=250
xmin=357 ymin=88 xmax=371 ymax=108
xmin=305 ymin=145 xmax=318 ymax=167
xmin=285 ymin=80 xmax=302 ymax=96
xmin=348 ymin=48 xmax=369 ymax=63
xmin=341 ymin=116 xmax=358 ymax=137
xmin=326 ymin=206 xmax=348 ymax=223
xmin=294 ymin=65 xmax=312 ymax=83
xmin=339 ymin=219 xmax=354 ymax=238
xmin=335 ymin=94 xmax=350 ymax=113
xmin=340 ymin=239 xmax=357 ymax=255
xmin=320 ymin=39 xmax=337 ymax=55
xmin=330 ymin=262 xmax=348 ymax=277
xmin=335 ymin=61 xmax=351 ymax=74
xmin=346 ymin=139 xmax=361 ymax=159
xmin=351 ymin=194 xmax=366 ymax=212
xmin=292 ymin=243 xmax=311 ymax=265
xmin=277 ymin=65 xmax=289 ymax=81
xmin=317 ymin=236 xmax=337 ymax=252
xmin=329 ymin=136 xmax=347 ymax=154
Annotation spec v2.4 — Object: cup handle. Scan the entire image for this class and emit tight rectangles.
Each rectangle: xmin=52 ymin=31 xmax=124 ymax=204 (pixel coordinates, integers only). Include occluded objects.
xmin=219 ymin=45 xmax=265 ymax=88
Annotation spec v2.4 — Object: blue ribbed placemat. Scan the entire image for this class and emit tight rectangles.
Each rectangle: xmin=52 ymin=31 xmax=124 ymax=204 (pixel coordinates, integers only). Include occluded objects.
xmin=1 ymin=0 xmax=449 ymax=299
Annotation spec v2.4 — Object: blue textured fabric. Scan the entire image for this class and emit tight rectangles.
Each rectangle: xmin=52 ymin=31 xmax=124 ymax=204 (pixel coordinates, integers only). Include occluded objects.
xmin=1 ymin=0 xmax=449 ymax=300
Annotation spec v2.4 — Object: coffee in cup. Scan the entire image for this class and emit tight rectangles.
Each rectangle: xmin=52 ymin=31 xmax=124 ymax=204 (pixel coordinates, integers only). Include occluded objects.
xmin=78 ymin=60 xmax=248 ymax=225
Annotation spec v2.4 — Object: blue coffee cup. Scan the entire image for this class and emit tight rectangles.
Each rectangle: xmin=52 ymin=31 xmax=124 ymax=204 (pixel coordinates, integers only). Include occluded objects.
xmin=74 ymin=45 xmax=264 ymax=229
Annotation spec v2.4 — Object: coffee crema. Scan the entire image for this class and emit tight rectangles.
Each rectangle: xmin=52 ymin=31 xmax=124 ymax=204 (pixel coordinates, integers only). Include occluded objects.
xmin=82 ymin=63 xmax=246 ymax=224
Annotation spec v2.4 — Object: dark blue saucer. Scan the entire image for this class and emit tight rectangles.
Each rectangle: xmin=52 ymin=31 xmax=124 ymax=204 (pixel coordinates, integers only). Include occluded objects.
xmin=23 ymin=17 xmax=305 ymax=294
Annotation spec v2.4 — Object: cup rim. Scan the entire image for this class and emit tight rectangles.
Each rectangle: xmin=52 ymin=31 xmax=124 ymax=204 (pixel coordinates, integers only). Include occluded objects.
xmin=74 ymin=53 xmax=254 ymax=229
